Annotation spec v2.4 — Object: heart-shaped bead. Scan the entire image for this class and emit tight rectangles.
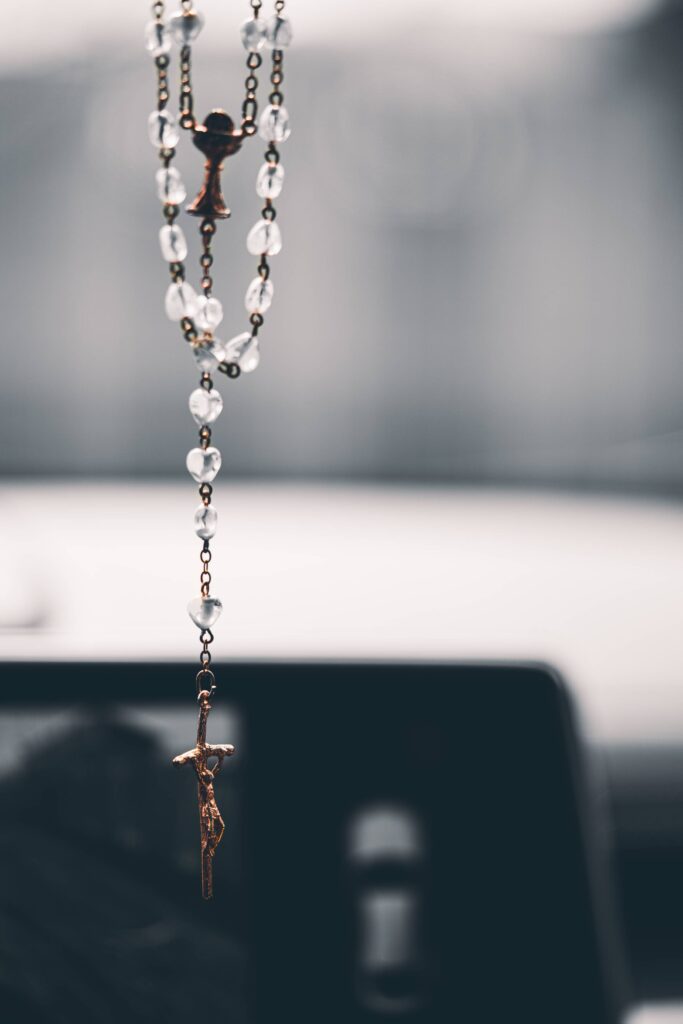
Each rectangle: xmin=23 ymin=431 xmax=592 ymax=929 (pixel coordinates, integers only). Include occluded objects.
xmin=225 ymin=332 xmax=260 ymax=373
xmin=194 ymin=295 xmax=224 ymax=332
xmin=189 ymin=387 xmax=223 ymax=425
xmin=169 ymin=9 xmax=204 ymax=45
xmin=245 ymin=277 xmax=273 ymax=314
xmin=194 ymin=504 xmax=217 ymax=539
xmin=188 ymin=596 xmax=223 ymax=630
xmin=246 ymin=218 xmax=282 ymax=257
xmin=186 ymin=446 xmax=221 ymax=483
xmin=165 ymin=280 xmax=197 ymax=321
xmin=191 ymin=337 xmax=226 ymax=373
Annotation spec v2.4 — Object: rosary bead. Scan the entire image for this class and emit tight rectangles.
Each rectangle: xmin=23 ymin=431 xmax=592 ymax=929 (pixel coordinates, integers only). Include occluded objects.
xmin=246 ymin=218 xmax=282 ymax=257
xmin=159 ymin=223 xmax=188 ymax=262
xmin=187 ymin=596 xmax=223 ymax=630
xmin=191 ymin=337 xmax=227 ymax=372
xmin=189 ymin=386 xmax=223 ymax=425
xmin=145 ymin=19 xmax=172 ymax=57
xmin=148 ymin=109 xmax=180 ymax=149
xmin=194 ymin=294 xmax=224 ymax=332
xmin=194 ymin=504 xmax=218 ymax=540
xmin=169 ymin=8 xmax=205 ymax=44
xmin=245 ymin=277 xmax=274 ymax=314
xmin=225 ymin=332 xmax=260 ymax=374
xmin=186 ymin=445 xmax=222 ymax=483
xmin=258 ymin=104 xmax=291 ymax=143
xmin=240 ymin=17 xmax=266 ymax=52
xmin=156 ymin=166 xmax=187 ymax=204
xmin=165 ymin=281 xmax=198 ymax=321
xmin=256 ymin=161 xmax=284 ymax=199
xmin=264 ymin=15 xmax=293 ymax=49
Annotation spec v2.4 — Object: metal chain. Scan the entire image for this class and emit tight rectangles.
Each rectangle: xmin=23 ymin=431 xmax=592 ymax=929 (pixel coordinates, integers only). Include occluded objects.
xmin=180 ymin=44 xmax=196 ymax=130
xmin=199 ymin=218 xmax=215 ymax=295
xmin=246 ymin=22 xmax=285 ymax=347
xmin=241 ymin=52 xmax=262 ymax=137
xmin=153 ymin=4 xmax=199 ymax=350
xmin=179 ymin=0 xmax=196 ymax=129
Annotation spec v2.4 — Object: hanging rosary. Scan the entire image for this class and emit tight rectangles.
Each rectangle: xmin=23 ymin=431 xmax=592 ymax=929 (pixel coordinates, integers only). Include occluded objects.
xmin=145 ymin=0 xmax=292 ymax=899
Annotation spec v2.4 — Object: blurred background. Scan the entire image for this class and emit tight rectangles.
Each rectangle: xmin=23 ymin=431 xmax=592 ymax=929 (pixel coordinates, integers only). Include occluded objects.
xmin=0 ymin=1 xmax=682 ymax=1022
xmin=1 ymin=0 xmax=682 ymax=486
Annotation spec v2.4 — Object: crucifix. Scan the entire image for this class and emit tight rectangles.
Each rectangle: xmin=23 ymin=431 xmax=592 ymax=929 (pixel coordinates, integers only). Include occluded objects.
xmin=173 ymin=686 xmax=235 ymax=900
xmin=186 ymin=109 xmax=244 ymax=220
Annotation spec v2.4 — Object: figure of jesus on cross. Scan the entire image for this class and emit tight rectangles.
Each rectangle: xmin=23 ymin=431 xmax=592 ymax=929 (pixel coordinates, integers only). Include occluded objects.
xmin=173 ymin=686 xmax=235 ymax=900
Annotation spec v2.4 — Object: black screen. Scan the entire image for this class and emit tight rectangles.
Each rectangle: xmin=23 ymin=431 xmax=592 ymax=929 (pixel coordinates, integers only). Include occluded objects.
xmin=0 ymin=662 xmax=621 ymax=1024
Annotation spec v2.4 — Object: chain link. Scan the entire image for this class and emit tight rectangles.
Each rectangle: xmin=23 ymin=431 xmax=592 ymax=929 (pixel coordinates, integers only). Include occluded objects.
xmin=153 ymin=4 xmax=201 ymax=350
xmin=269 ymin=47 xmax=284 ymax=106
xmin=180 ymin=45 xmax=196 ymax=130
xmin=241 ymin=51 xmax=262 ymax=136
xmin=199 ymin=218 xmax=215 ymax=294
xmin=246 ymin=26 xmax=286 ymax=343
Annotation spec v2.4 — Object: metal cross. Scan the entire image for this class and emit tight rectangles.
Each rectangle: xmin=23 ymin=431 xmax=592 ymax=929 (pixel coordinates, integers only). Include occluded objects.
xmin=186 ymin=109 xmax=244 ymax=220
xmin=173 ymin=686 xmax=235 ymax=899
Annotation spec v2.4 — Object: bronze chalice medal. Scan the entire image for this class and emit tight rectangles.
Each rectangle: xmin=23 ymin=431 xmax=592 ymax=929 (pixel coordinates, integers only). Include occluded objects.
xmin=145 ymin=1 xmax=292 ymax=899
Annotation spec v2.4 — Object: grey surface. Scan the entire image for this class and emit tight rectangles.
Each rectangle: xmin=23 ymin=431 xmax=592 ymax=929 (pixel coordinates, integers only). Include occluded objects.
xmin=0 ymin=7 xmax=682 ymax=487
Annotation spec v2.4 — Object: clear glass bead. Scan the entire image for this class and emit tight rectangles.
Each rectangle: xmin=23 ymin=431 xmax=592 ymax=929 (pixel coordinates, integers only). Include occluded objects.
xmin=156 ymin=166 xmax=187 ymax=204
xmin=187 ymin=596 xmax=222 ymax=630
xmin=191 ymin=337 xmax=226 ymax=372
xmin=225 ymin=332 xmax=260 ymax=374
xmin=169 ymin=9 xmax=204 ymax=44
xmin=186 ymin=446 xmax=221 ymax=483
xmin=258 ymin=104 xmax=291 ymax=144
xmin=194 ymin=504 xmax=217 ymax=540
xmin=245 ymin=277 xmax=274 ymax=314
xmin=165 ymin=281 xmax=198 ymax=321
xmin=246 ymin=218 xmax=282 ymax=256
xmin=240 ymin=17 xmax=266 ymax=52
xmin=148 ymin=109 xmax=180 ymax=149
xmin=194 ymin=294 xmax=224 ymax=332
xmin=159 ymin=224 xmax=188 ymax=262
xmin=144 ymin=19 xmax=171 ymax=57
xmin=189 ymin=387 xmax=223 ymax=425
xmin=256 ymin=161 xmax=284 ymax=199
xmin=264 ymin=15 xmax=293 ymax=49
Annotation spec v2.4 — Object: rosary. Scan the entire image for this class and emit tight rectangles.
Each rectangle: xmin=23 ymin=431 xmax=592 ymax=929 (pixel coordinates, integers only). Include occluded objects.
xmin=145 ymin=0 xmax=292 ymax=899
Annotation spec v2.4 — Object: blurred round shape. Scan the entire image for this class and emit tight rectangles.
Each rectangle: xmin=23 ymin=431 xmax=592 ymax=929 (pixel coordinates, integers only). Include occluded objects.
xmin=159 ymin=224 xmax=188 ymax=262
xmin=244 ymin=277 xmax=273 ymax=314
xmin=144 ymin=20 xmax=171 ymax=57
xmin=258 ymin=104 xmax=290 ymax=144
xmin=189 ymin=387 xmax=223 ymax=425
xmin=186 ymin=446 xmax=221 ymax=483
xmin=165 ymin=281 xmax=197 ymax=321
xmin=256 ymin=161 xmax=284 ymax=200
xmin=240 ymin=17 xmax=266 ymax=52
xmin=225 ymin=332 xmax=260 ymax=374
xmin=148 ymin=109 xmax=180 ymax=149
xmin=246 ymin=218 xmax=282 ymax=256
xmin=194 ymin=504 xmax=217 ymax=540
xmin=264 ymin=15 xmax=293 ymax=49
xmin=169 ymin=8 xmax=204 ymax=44
xmin=349 ymin=805 xmax=424 ymax=864
xmin=156 ymin=166 xmax=187 ymax=204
